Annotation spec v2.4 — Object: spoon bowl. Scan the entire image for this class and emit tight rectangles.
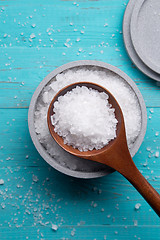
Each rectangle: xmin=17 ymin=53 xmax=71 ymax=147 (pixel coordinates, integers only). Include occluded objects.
xmin=47 ymin=82 xmax=160 ymax=217
xmin=48 ymin=82 xmax=124 ymax=159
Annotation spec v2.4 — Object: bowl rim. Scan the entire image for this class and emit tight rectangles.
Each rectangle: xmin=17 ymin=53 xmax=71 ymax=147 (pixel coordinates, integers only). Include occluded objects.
xmin=28 ymin=60 xmax=147 ymax=179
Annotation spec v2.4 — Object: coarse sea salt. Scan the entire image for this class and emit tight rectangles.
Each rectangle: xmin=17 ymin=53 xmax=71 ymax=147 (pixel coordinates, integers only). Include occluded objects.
xmin=51 ymin=86 xmax=118 ymax=151
xmin=34 ymin=67 xmax=141 ymax=170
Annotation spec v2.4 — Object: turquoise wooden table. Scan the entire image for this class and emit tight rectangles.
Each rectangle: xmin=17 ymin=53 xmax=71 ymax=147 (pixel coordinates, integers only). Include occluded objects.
xmin=0 ymin=0 xmax=160 ymax=239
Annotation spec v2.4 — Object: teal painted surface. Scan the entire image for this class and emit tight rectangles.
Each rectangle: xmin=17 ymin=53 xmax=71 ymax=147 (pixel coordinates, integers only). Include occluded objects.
xmin=0 ymin=0 xmax=160 ymax=239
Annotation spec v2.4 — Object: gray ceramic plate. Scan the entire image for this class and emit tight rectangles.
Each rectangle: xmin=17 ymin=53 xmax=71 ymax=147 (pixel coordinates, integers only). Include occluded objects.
xmin=28 ymin=60 xmax=147 ymax=179
xmin=123 ymin=0 xmax=160 ymax=81
xmin=130 ymin=0 xmax=160 ymax=74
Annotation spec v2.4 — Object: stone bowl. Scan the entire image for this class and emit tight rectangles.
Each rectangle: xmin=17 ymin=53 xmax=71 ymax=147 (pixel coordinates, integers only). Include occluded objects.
xmin=28 ymin=60 xmax=147 ymax=179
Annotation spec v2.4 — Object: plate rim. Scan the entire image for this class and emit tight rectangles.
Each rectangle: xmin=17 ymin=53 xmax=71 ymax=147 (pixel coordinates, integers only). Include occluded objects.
xmin=123 ymin=0 xmax=160 ymax=81
xmin=130 ymin=0 xmax=160 ymax=74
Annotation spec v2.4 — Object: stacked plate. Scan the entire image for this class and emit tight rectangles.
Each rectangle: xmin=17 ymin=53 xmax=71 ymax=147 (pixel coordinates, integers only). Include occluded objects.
xmin=123 ymin=0 xmax=160 ymax=81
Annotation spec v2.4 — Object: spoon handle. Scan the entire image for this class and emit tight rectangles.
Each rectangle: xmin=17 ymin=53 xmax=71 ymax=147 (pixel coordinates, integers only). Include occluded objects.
xmin=121 ymin=160 xmax=160 ymax=217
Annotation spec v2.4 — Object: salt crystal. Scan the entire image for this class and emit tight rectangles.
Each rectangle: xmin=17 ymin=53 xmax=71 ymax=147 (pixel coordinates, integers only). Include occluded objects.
xmin=98 ymin=189 xmax=102 ymax=194
xmin=32 ymin=175 xmax=39 ymax=182
xmin=1 ymin=203 xmax=5 ymax=209
xmin=93 ymin=203 xmax=98 ymax=208
xmin=134 ymin=220 xmax=138 ymax=226
xmin=0 ymin=179 xmax=4 ymax=185
xmin=71 ymin=229 xmax=75 ymax=236
xmin=146 ymin=147 xmax=151 ymax=151
xmin=155 ymin=151 xmax=159 ymax=158
xmin=150 ymin=108 xmax=154 ymax=113
xmin=51 ymin=223 xmax=58 ymax=231
xmin=30 ymin=33 xmax=36 ymax=39
xmin=64 ymin=43 xmax=70 ymax=48
xmin=135 ymin=203 xmax=141 ymax=210
xmin=143 ymin=162 xmax=147 ymax=167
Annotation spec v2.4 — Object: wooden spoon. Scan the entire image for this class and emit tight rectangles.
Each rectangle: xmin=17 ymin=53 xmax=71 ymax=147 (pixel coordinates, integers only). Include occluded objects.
xmin=47 ymin=82 xmax=160 ymax=217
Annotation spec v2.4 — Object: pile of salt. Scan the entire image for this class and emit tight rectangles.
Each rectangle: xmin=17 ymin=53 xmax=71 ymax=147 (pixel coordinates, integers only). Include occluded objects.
xmin=51 ymin=86 xmax=118 ymax=151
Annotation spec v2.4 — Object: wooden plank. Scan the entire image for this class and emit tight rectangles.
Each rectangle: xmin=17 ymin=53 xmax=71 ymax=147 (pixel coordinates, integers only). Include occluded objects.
xmin=0 ymin=225 xmax=160 ymax=240
xmin=0 ymin=48 xmax=160 ymax=109
xmin=0 ymin=166 xmax=159 ymax=230
xmin=0 ymin=108 xmax=160 ymax=169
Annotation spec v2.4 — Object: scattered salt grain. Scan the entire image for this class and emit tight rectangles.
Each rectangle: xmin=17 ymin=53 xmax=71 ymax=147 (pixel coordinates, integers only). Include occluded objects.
xmin=31 ymin=24 xmax=36 ymax=28
xmin=134 ymin=220 xmax=138 ymax=226
xmin=1 ymin=203 xmax=5 ymax=209
xmin=93 ymin=203 xmax=98 ymax=208
xmin=51 ymin=86 xmax=117 ymax=151
xmin=71 ymin=229 xmax=76 ymax=236
xmin=135 ymin=203 xmax=141 ymax=210
xmin=146 ymin=147 xmax=151 ymax=152
xmin=0 ymin=179 xmax=4 ymax=185
xmin=30 ymin=33 xmax=36 ymax=39
xmin=150 ymin=108 xmax=154 ymax=113
xmin=51 ymin=223 xmax=58 ymax=231
xmin=155 ymin=151 xmax=159 ymax=158
xmin=32 ymin=175 xmax=39 ymax=182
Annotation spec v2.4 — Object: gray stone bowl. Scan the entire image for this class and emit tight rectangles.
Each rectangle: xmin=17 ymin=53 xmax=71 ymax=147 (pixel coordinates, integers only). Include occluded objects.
xmin=28 ymin=60 xmax=147 ymax=179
